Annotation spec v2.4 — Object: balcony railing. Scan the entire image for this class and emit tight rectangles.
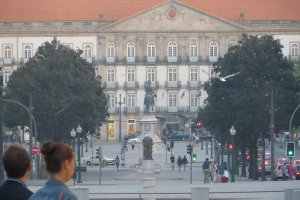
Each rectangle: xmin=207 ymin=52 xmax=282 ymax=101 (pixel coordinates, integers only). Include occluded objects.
xmin=178 ymin=106 xmax=190 ymax=112
xmin=2 ymin=58 xmax=15 ymax=65
xmin=124 ymin=82 xmax=139 ymax=90
xmin=187 ymin=81 xmax=202 ymax=89
xmin=96 ymin=55 xmax=211 ymax=65
xmin=144 ymin=81 xmax=159 ymax=90
xmin=165 ymin=81 xmax=181 ymax=89
xmin=105 ymin=82 xmax=119 ymax=90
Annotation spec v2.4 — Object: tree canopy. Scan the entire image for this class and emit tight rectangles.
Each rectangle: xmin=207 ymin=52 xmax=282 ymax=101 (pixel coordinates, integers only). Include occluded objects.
xmin=3 ymin=39 xmax=109 ymax=142
xmin=197 ymin=34 xmax=300 ymax=178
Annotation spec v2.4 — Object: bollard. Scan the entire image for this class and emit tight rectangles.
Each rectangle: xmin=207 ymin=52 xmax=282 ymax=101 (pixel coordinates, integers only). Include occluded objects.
xmin=70 ymin=188 xmax=89 ymax=200
xmin=293 ymin=190 xmax=300 ymax=200
xmin=191 ymin=186 xmax=208 ymax=200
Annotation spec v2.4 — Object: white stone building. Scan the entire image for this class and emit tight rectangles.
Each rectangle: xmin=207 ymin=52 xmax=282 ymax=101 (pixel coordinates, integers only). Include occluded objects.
xmin=0 ymin=0 xmax=299 ymax=141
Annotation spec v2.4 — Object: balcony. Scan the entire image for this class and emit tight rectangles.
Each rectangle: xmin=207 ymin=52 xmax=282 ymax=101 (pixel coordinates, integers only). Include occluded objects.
xmin=146 ymin=56 xmax=157 ymax=63
xmin=187 ymin=81 xmax=202 ymax=89
xmin=155 ymin=106 xmax=168 ymax=113
xmin=190 ymin=106 xmax=199 ymax=113
xmin=168 ymin=107 xmax=178 ymax=113
xmin=2 ymin=58 xmax=15 ymax=65
xmin=106 ymin=57 xmax=115 ymax=63
xmin=165 ymin=81 xmax=181 ymax=89
xmin=209 ymin=56 xmax=218 ymax=62
xmin=127 ymin=56 xmax=138 ymax=63
xmin=166 ymin=56 xmax=181 ymax=63
xmin=124 ymin=81 xmax=139 ymax=90
xmin=124 ymin=106 xmax=140 ymax=113
xmin=178 ymin=106 xmax=190 ymax=112
xmin=289 ymin=54 xmax=300 ymax=61
xmin=105 ymin=82 xmax=119 ymax=90
xmin=144 ymin=81 xmax=159 ymax=90
xmin=187 ymin=56 xmax=202 ymax=64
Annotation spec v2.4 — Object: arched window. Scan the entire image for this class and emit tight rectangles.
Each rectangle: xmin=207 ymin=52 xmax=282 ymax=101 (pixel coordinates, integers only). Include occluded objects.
xmin=291 ymin=43 xmax=299 ymax=57
xmin=147 ymin=42 xmax=156 ymax=57
xmin=4 ymin=45 xmax=12 ymax=59
xmin=168 ymin=42 xmax=177 ymax=57
xmin=189 ymin=42 xmax=198 ymax=57
xmin=209 ymin=42 xmax=218 ymax=57
xmin=84 ymin=44 xmax=92 ymax=59
xmin=106 ymin=42 xmax=115 ymax=58
xmin=127 ymin=42 xmax=135 ymax=58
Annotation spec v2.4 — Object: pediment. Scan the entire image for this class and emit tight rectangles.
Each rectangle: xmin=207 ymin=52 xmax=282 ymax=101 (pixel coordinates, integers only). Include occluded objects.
xmin=99 ymin=1 xmax=244 ymax=32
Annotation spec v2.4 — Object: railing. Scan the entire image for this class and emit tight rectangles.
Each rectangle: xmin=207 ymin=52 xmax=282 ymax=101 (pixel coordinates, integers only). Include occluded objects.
xmin=104 ymin=82 xmax=119 ymax=90
xmin=124 ymin=82 xmax=139 ymax=90
xmin=165 ymin=81 xmax=181 ymax=89
xmin=143 ymin=81 xmax=159 ymax=89
xmin=187 ymin=81 xmax=202 ymax=89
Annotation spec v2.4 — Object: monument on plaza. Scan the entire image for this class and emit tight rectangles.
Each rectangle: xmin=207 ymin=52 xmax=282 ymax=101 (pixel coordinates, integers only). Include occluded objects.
xmin=143 ymin=136 xmax=153 ymax=160
xmin=144 ymin=80 xmax=157 ymax=113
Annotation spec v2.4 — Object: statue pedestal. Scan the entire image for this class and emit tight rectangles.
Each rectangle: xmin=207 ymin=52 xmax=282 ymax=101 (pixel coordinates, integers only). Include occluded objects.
xmin=139 ymin=115 xmax=163 ymax=154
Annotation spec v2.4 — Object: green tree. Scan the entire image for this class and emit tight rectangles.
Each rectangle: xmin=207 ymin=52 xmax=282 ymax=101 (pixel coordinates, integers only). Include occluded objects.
xmin=197 ymin=34 xmax=299 ymax=179
xmin=4 ymin=39 xmax=109 ymax=142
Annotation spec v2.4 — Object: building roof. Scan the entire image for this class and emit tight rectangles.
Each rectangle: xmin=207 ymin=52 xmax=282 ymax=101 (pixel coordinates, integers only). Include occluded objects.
xmin=0 ymin=0 xmax=300 ymax=22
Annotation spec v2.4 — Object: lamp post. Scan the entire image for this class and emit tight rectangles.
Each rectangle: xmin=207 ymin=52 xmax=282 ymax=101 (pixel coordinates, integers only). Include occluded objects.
xmin=70 ymin=128 xmax=76 ymax=150
xmin=118 ymin=94 xmax=125 ymax=143
xmin=230 ymin=125 xmax=236 ymax=182
xmin=76 ymin=124 xmax=82 ymax=183
xmin=0 ymin=59 xmax=4 ymax=183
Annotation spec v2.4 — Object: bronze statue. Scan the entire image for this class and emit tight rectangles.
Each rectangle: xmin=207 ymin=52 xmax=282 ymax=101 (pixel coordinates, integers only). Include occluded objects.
xmin=142 ymin=136 xmax=153 ymax=160
xmin=144 ymin=81 xmax=156 ymax=113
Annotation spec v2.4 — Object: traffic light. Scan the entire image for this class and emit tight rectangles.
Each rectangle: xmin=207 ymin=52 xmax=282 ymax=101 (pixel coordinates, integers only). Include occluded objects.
xmin=286 ymin=142 xmax=295 ymax=157
xmin=170 ymin=140 xmax=174 ymax=148
xmin=96 ymin=147 xmax=102 ymax=160
xmin=187 ymin=144 xmax=193 ymax=154
xmin=192 ymin=154 xmax=197 ymax=162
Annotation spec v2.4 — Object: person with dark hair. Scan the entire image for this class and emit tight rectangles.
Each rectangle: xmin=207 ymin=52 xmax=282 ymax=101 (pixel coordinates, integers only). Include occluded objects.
xmin=29 ymin=140 xmax=77 ymax=200
xmin=0 ymin=144 xmax=33 ymax=200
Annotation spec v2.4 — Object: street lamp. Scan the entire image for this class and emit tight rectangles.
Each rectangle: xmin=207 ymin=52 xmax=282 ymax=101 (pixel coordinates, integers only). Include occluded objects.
xmin=0 ymin=59 xmax=4 ymax=183
xmin=70 ymin=128 xmax=76 ymax=150
xmin=76 ymin=124 xmax=82 ymax=183
xmin=230 ymin=125 xmax=236 ymax=182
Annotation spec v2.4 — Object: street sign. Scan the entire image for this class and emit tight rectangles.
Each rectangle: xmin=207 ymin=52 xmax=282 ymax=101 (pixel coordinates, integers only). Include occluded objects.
xmin=32 ymin=145 xmax=40 ymax=154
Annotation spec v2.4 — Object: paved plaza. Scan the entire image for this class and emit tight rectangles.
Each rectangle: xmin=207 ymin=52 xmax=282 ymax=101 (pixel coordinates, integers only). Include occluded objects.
xmin=27 ymin=140 xmax=300 ymax=200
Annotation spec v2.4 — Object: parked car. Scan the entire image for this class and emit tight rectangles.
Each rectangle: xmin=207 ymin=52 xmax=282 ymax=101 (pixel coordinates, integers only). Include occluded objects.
xmin=83 ymin=155 xmax=115 ymax=166
xmin=124 ymin=131 xmax=142 ymax=142
xmin=167 ymin=131 xmax=189 ymax=141
xmin=83 ymin=156 xmax=100 ymax=166
xmin=294 ymin=165 xmax=300 ymax=180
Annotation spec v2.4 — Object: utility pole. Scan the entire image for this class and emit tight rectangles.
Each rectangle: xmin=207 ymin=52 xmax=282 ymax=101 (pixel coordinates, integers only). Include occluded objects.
xmin=0 ymin=69 xmax=4 ymax=184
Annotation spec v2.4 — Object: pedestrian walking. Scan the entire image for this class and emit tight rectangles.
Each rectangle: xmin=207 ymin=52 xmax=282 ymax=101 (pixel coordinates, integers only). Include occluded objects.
xmin=202 ymin=158 xmax=210 ymax=183
xmin=282 ymin=162 xmax=288 ymax=181
xmin=0 ymin=144 xmax=33 ymax=200
xmin=210 ymin=161 xmax=217 ymax=183
xmin=170 ymin=154 xmax=175 ymax=170
xmin=221 ymin=167 xmax=229 ymax=183
xmin=29 ymin=140 xmax=78 ymax=200
xmin=182 ymin=156 xmax=188 ymax=171
xmin=115 ymin=155 xmax=120 ymax=170
xmin=177 ymin=156 xmax=183 ymax=171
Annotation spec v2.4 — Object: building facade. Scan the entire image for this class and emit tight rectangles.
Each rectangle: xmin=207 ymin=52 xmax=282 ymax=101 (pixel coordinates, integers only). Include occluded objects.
xmin=0 ymin=0 xmax=300 ymax=141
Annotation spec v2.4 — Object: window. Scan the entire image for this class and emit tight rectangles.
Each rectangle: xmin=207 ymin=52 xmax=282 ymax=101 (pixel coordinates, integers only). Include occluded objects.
xmin=108 ymin=94 xmax=116 ymax=109
xmin=147 ymin=42 xmax=156 ymax=57
xmin=127 ymin=94 xmax=136 ymax=107
xmin=291 ymin=43 xmax=299 ymax=57
xmin=4 ymin=45 xmax=12 ymax=59
xmin=24 ymin=45 xmax=32 ymax=59
xmin=127 ymin=42 xmax=135 ymax=58
xmin=168 ymin=93 xmax=177 ymax=107
xmin=209 ymin=42 xmax=218 ymax=57
xmin=107 ymin=69 xmax=115 ymax=82
xmin=189 ymin=42 xmax=198 ymax=57
xmin=168 ymin=42 xmax=177 ymax=57
xmin=127 ymin=69 xmax=135 ymax=82
xmin=190 ymin=68 xmax=198 ymax=82
xmin=106 ymin=42 xmax=115 ymax=58
xmin=147 ymin=68 xmax=155 ymax=82
xmin=84 ymin=44 xmax=92 ymax=59
xmin=191 ymin=93 xmax=198 ymax=107
xmin=168 ymin=68 xmax=177 ymax=81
